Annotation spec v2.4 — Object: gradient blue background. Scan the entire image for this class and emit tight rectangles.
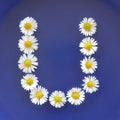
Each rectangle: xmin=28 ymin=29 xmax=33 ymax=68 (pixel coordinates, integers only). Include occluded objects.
xmin=0 ymin=0 xmax=120 ymax=120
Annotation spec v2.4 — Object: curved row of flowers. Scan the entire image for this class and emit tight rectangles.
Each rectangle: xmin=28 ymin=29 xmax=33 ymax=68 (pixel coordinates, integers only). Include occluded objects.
xmin=18 ymin=17 xmax=99 ymax=108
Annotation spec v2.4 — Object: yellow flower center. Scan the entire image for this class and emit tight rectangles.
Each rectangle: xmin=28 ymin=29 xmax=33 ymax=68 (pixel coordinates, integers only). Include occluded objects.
xmin=54 ymin=96 xmax=62 ymax=103
xmin=83 ymin=23 xmax=92 ymax=31
xmin=72 ymin=92 xmax=80 ymax=99
xmin=85 ymin=42 xmax=92 ymax=50
xmin=26 ymin=78 xmax=33 ymax=85
xmin=24 ymin=59 xmax=31 ymax=67
xmin=24 ymin=40 xmax=32 ymax=48
xmin=35 ymin=91 xmax=43 ymax=99
xmin=86 ymin=61 xmax=93 ymax=69
xmin=24 ymin=23 xmax=32 ymax=30
xmin=87 ymin=81 xmax=94 ymax=88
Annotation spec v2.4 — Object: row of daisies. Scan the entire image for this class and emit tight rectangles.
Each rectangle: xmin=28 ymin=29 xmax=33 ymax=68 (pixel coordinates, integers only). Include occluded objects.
xmin=18 ymin=17 xmax=99 ymax=108
xmin=79 ymin=17 xmax=100 ymax=99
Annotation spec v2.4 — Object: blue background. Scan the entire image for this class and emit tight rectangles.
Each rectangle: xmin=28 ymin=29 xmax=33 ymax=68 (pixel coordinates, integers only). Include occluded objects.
xmin=0 ymin=0 xmax=120 ymax=120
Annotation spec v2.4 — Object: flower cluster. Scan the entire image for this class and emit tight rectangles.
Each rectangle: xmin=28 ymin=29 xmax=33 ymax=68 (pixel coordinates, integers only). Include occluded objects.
xmin=18 ymin=17 xmax=99 ymax=108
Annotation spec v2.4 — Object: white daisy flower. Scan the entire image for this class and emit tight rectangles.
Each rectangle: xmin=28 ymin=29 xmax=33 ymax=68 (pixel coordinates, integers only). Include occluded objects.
xmin=80 ymin=56 xmax=97 ymax=74
xmin=30 ymin=86 xmax=48 ymax=105
xmin=49 ymin=91 xmax=66 ymax=108
xmin=19 ymin=17 xmax=38 ymax=35
xmin=79 ymin=17 xmax=97 ymax=36
xmin=82 ymin=76 xmax=99 ymax=94
xmin=79 ymin=37 xmax=98 ymax=56
xmin=67 ymin=88 xmax=85 ymax=105
xmin=18 ymin=35 xmax=38 ymax=54
xmin=18 ymin=54 xmax=38 ymax=73
xmin=21 ymin=74 xmax=38 ymax=91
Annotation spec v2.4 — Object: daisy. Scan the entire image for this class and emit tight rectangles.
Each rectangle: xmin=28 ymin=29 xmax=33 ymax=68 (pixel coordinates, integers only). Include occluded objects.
xmin=19 ymin=17 xmax=38 ymax=35
xmin=79 ymin=17 xmax=97 ymax=36
xmin=80 ymin=56 xmax=97 ymax=74
xmin=79 ymin=37 xmax=98 ymax=56
xmin=67 ymin=88 xmax=85 ymax=105
xmin=82 ymin=76 xmax=99 ymax=94
xmin=18 ymin=54 xmax=38 ymax=73
xmin=21 ymin=74 xmax=38 ymax=91
xmin=30 ymin=86 xmax=48 ymax=105
xmin=49 ymin=91 xmax=66 ymax=108
xmin=18 ymin=35 xmax=38 ymax=54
